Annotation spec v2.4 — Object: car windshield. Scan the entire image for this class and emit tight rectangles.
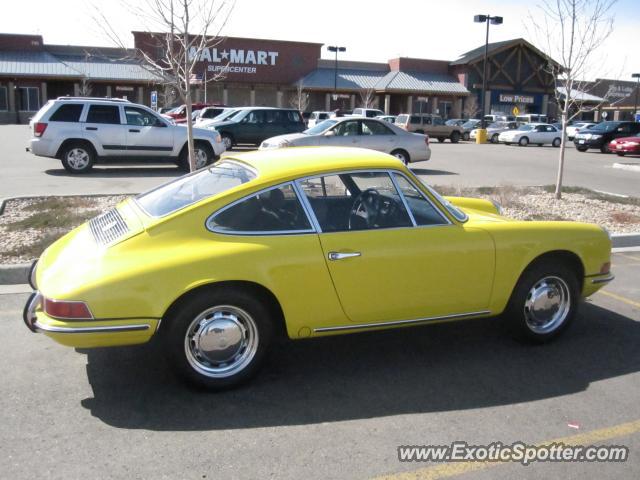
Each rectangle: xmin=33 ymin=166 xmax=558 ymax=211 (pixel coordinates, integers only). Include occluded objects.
xmin=590 ymin=121 xmax=617 ymax=132
xmin=462 ymin=120 xmax=478 ymax=128
xmin=516 ymin=124 xmax=536 ymax=131
xmin=414 ymin=179 xmax=468 ymax=222
xmin=305 ymin=119 xmax=339 ymax=135
xmin=229 ymin=110 xmax=249 ymax=122
xmin=487 ymin=122 xmax=504 ymax=129
xmin=135 ymin=161 xmax=256 ymax=217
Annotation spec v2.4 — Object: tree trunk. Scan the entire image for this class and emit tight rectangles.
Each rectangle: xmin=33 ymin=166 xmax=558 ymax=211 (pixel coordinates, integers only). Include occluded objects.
xmin=554 ymin=106 xmax=570 ymax=200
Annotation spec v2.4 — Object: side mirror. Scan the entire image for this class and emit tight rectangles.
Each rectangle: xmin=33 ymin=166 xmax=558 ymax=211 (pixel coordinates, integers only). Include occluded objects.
xmin=325 ymin=130 xmax=336 ymax=137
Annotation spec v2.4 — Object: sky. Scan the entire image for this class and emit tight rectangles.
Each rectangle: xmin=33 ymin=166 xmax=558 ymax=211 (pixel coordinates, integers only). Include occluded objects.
xmin=1 ymin=0 xmax=639 ymax=80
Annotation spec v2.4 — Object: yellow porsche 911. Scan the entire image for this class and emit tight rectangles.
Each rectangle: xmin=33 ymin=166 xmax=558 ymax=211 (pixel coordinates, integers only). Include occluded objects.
xmin=24 ymin=147 xmax=613 ymax=389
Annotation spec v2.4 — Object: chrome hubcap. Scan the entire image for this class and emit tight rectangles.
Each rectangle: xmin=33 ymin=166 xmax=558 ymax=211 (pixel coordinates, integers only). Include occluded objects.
xmin=67 ymin=148 xmax=89 ymax=169
xmin=185 ymin=305 xmax=258 ymax=378
xmin=393 ymin=152 xmax=407 ymax=163
xmin=222 ymin=136 xmax=232 ymax=149
xmin=194 ymin=148 xmax=208 ymax=169
xmin=524 ymin=276 xmax=570 ymax=334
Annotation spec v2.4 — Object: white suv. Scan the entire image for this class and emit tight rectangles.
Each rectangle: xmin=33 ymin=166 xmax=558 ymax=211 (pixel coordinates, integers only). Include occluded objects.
xmin=28 ymin=97 xmax=226 ymax=173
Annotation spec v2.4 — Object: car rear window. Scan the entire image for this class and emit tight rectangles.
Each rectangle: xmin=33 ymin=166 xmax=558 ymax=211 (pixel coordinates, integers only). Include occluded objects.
xmin=136 ymin=161 xmax=256 ymax=217
xmin=49 ymin=103 xmax=84 ymax=122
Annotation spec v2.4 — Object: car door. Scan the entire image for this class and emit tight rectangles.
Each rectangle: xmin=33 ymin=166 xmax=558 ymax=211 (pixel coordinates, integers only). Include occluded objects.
xmin=297 ymin=171 xmax=495 ymax=325
xmin=83 ymin=104 xmax=127 ymax=156
xmin=531 ymin=125 xmax=547 ymax=143
xmin=124 ymin=106 xmax=174 ymax=157
xmin=360 ymin=120 xmax=397 ymax=152
xmin=236 ymin=109 xmax=265 ymax=144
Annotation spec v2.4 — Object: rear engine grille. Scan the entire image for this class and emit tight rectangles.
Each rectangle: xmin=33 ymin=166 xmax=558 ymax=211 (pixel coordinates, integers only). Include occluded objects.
xmin=89 ymin=209 xmax=129 ymax=246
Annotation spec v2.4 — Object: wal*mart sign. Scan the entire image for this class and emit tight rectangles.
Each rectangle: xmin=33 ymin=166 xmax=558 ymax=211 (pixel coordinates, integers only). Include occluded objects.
xmin=189 ymin=47 xmax=278 ymax=66
xmin=499 ymin=94 xmax=535 ymax=104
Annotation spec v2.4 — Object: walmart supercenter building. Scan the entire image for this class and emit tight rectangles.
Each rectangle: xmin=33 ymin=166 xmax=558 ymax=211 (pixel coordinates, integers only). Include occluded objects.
xmin=0 ymin=32 xmax=637 ymax=124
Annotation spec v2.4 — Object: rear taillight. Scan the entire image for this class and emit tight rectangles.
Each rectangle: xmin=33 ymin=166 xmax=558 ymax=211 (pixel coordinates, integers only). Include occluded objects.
xmin=43 ymin=298 xmax=93 ymax=320
xmin=34 ymin=122 xmax=47 ymax=137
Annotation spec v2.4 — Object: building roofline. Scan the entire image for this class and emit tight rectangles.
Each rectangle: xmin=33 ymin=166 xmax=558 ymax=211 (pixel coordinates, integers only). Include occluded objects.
xmin=131 ymin=31 xmax=325 ymax=47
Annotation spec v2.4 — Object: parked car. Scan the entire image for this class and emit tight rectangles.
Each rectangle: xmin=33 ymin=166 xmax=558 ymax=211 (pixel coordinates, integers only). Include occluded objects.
xmin=195 ymin=106 xmax=228 ymax=124
xmin=485 ymin=114 xmax=516 ymax=123
xmin=574 ymin=121 xmax=640 ymax=153
xmin=197 ymin=107 xmax=244 ymax=129
xmin=206 ymin=107 xmax=306 ymax=149
xmin=460 ymin=119 xmax=481 ymax=141
xmin=608 ymin=133 xmax=640 ymax=156
xmin=395 ymin=113 xmax=464 ymax=143
xmin=566 ymin=122 xmax=597 ymax=140
xmin=307 ymin=111 xmax=334 ymax=128
xmin=470 ymin=121 xmax=520 ymax=143
xmin=259 ymin=117 xmax=431 ymax=164
xmin=351 ymin=108 xmax=384 ymax=118
xmin=445 ymin=119 xmax=466 ymax=127
xmin=165 ymin=103 xmax=223 ymax=122
xmin=27 ymin=97 xmax=225 ymax=173
xmin=498 ymin=123 xmax=562 ymax=147
xmin=515 ymin=114 xmax=548 ymax=124
xmin=24 ymin=146 xmax=613 ymax=389
xmin=376 ymin=115 xmax=397 ymax=124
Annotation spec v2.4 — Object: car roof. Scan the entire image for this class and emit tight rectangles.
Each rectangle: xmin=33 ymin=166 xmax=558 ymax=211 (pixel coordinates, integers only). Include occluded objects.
xmin=225 ymin=147 xmax=404 ymax=186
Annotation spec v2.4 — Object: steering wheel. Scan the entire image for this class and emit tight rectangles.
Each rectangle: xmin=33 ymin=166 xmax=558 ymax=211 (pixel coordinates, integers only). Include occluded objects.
xmin=349 ymin=188 xmax=381 ymax=229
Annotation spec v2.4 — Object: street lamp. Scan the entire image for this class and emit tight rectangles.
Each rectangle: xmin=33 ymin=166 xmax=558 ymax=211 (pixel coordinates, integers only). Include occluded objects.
xmin=632 ymin=73 xmax=640 ymax=122
xmin=473 ymin=14 xmax=503 ymax=129
xmin=327 ymin=45 xmax=346 ymax=104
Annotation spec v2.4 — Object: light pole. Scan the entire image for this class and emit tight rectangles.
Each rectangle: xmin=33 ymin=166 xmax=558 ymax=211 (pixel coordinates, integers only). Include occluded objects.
xmin=632 ymin=73 xmax=640 ymax=122
xmin=473 ymin=14 xmax=503 ymax=130
xmin=327 ymin=45 xmax=346 ymax=107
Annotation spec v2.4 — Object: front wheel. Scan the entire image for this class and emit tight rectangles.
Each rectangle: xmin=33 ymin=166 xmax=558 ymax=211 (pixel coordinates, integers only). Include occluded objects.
xmin=552 ymin=138 xmax=561 ymax=147
xmin=437 ymin=137 xmax=445 ymax=143
xmin=504 ymin=261 xmax=579 ymax=343
xmin=178 ymin=143 xmax=212 ymax=171
xmin=576 ymin=146 xmax=588 ymax=152
xmin=616 ymin=151 xmax=625 ymax=156
xmin=163 ymin=289 xmax=273 ymax=390
xmin=490 ymin=133 xmax=499 ymax=143
xmin=518 ymin=137 xmax=529 ymax=147
xmin=600 ymin=144 xmax=610 ymax=154
xmin=221 ymin=133 xmax=234 ymax=150
xmin=450 ymin=131 xmax=461 ymax=143
xmin=462 ymin=132 xmax=470 ymax=141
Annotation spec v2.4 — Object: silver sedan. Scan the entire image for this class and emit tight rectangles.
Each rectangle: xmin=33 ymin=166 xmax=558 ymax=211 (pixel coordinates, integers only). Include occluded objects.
xmin=259 ymin=117 xmax=431 ymax=164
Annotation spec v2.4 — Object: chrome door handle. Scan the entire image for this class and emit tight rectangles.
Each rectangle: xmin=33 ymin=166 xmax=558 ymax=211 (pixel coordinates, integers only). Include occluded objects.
xmin=328 ymin=251 xmax=361 ymax=261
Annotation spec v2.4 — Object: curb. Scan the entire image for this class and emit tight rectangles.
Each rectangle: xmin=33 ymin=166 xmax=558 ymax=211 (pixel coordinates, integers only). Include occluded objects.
xmin=1 ymin=234 xmax=638 ymax=286
xmin=1 ymin=193 xmax=138 ymax=216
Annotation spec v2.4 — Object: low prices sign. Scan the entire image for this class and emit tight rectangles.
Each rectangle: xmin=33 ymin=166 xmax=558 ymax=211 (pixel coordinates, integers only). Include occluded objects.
xmin=499 ymin=93 xmax=534 ymax=104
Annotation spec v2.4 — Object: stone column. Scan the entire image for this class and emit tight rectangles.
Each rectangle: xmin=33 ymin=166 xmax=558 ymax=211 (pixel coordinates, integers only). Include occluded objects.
xmin=407 ymin=95 xmax=413 ymax=113
xmin=613 ymin=110 xmax=620 ymax=121
xmin=222 ymin=86 xmax=228 ymax=105
xmin=453 ymin=98 xmax=462 ymax=118
xmin=7 ymin=81 xmax=15 ymax=112
xmin=431 ymin=96 xmax=438 ymax=114
xmin=384 ymin=94 xmax=391 ymax=114
xmin=276 ymin=90 xmax=283 ymax=108
xmin=484 ymin=90 xmax=492 ymax=115
xmin=194 ymin=88 xmax=202 ymax=103
xmin=541 ymin=94 xmax=549 ymax=115
xmin=593 ymin=110 xmax=600 ymax=122
xmin=350 ymin=94 xmax=356 ymax=110
xmin=106 ymin=85 xmax=112 ymax=97
xmin=40 ymin=82 xmax=47 ymax=105
xmin=73 ymin=83 xmax=80 ymax=96
xmin=137 ymin=86 xmax=144 ymax=104
xmin=325 ymin=93 xmax=331 ymax=111
xmin=250 ymin=88 xmax=256 ymax=106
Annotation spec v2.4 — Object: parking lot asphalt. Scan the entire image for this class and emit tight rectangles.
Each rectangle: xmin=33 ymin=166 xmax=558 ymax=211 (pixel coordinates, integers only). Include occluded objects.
xmin=1 ymin=252 xmax=639 ymax=480
xmin=2 ymin=125 xmax=639 ymax=199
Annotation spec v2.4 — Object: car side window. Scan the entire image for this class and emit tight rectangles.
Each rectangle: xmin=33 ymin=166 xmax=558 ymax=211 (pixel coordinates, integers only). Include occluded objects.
xmin=288 ymin=111 xmax=302 ymax=123
xmin=392 ymin=174 xmax=448 ymax=226
xmin=299 ymin=171 xmax=412 ymax=232
xmin=333 ymin=121 xmax=360 ymax=136
xmin=244 ymin=110 xmax=265 ymax=124
xmin=362 ymin=120 xmax=393 ymax=136
xmin=424 ymin=117 xmax=432 ymax=125
xmin=86 ymin=105 xmax=121 ymax=124
xmin=209 ymin=184 xmax=312 ymax=234
xmin=124 ymin=106 xmax=163 ymax=127
xmin=433 ymin=117 xmax=444 ymax=126
xmin=49 ymin=103 xmax=84 ymax=122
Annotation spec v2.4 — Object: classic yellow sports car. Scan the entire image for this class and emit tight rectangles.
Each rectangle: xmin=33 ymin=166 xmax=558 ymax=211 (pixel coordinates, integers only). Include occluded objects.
xmin=24 ymin=147 xmax=613 ymax=389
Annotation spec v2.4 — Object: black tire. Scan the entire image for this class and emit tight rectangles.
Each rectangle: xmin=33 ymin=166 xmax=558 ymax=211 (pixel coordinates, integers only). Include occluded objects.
xmin=437 ymin=137 xmax=445 ymax=143
xmin=60 ymin=142 xmax=95 ymax=174
xmin=178 ymin=142 xmax=213 ymax=171
xmin=504 ymin=260 xmax=580 ymax=344
xmin=450 ymin=131 xmax=461 ymax=143
xmin=490 ymin=133 xmax=499 ymax=143
xmin=600 ymin=144 xmax=610 ymax=154
xmin=518 ymin=137 xmax=529 ymax=147
xmin=462 ymin=132 xmax=470 ymax=141
xmin=390 ymin=149 xmax=410 ymax=165
xmin=576 ymin=146 xmax=588 ymax=152
xmin=163 ymin=288 xmax=274 ymax=390
xmin=221 ymin=133 xmax=234 ymax=150
xmin=616 ymin=152 xmax=625 ymax=157
xmin=552 ymin=137 xmax=561 ymax=147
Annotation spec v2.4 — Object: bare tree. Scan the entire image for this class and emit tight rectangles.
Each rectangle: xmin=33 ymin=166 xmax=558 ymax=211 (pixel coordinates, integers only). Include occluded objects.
xmin=463 ymin=95 xmax=480 ymax=119
xmin=359 ymin=87 xmax=376 ymax=109
xmin=289 ymin=81 xmax=309 ymax=113
xmin=95 ymin=0 xmax=234 ymax=171
xmin=158 ymin=83 xmax=177 ymax=109
xmin=529 ymin=0 xmax=616 ymax=199
xmin=77 ymin=52 xmax=93 ymax=97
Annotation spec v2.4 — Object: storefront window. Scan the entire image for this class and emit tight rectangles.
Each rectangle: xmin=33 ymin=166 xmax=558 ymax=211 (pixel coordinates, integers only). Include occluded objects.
xmin=0 ymin=86 xmax=7 ymax=111
xmin=18 ymin=87 xmax=40 ymax=112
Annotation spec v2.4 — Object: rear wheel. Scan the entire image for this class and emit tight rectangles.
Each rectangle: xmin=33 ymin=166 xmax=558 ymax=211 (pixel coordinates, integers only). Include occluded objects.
xmin=490 ymin=133 xmax=499 ymax=143
xmin=576 ymin=146 xmax=588 ymax=152
xmin=600 ymin=144 xmax=610 ymax=153
xmin=437 ymin=137 xmax=445 ymax=143
xmin=163 ymin=288 xmax=273 ymax=390
xmin=60 ymin=142 xmax=95 ymax=174
xmin=505 ymin=261 xmax=579 ymax=343
xmin=462 ymin=132 xmax=470 ymax=141
xmin=390 ymin=149 xmax=410 ymax=165
xmin=518 ymin=137 xmax=529 ymax=147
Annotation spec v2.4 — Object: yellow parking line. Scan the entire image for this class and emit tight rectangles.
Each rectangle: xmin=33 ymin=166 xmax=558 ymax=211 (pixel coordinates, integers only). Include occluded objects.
xmin=598 ymin=290 xmax=640 ymax=309
xmin=375 ymin=419 xmax=640 ymax=480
